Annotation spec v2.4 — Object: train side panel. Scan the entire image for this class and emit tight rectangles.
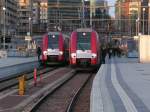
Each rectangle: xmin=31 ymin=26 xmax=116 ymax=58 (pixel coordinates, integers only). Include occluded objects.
xmin=58 ymin=33 xmax=64 ymax=61
xmin=91 ymin=31 xmax=97 ymax=65
xmin=64 ymin=37 xmax=69 ymax=63
xmin=42 ymin=34 xmax=48 ymax=63
xmin=70 ymin=32 xmax=77 ymax=65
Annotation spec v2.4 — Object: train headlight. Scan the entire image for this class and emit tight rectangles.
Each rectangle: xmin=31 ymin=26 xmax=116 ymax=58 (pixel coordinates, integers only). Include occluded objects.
xmin=59 ymin=51 xmax=63 ymax=55
xmin=83 ymin=32 xmax=86 ymax=36
xmin=71 ymin=53 xmax=76 ymax=58
xmin=43 ymin=51 xmax=47 ymax=55
xmin=92 ymin=53 xmax=97 ymax=58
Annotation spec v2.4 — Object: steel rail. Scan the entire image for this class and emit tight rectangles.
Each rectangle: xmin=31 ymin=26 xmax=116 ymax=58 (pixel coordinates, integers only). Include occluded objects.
xmin=66 ymin=73 xmax=92 ymax=112
xmin=26 ymin=69 xmax=76 ymax=112
xmin=29 ymin=71 xmax=93 ymax=112
xmin=0 ymin=67 xmax=57 ymax=92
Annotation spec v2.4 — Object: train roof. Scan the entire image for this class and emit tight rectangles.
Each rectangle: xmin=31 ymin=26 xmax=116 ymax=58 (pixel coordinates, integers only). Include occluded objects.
xmin=76 ymin=28 xmax=94 ymax=32
xmin=47 ymin=32 xmax=69 ymax=38
xmin=48 ymin=32 xmax=60 ymax=35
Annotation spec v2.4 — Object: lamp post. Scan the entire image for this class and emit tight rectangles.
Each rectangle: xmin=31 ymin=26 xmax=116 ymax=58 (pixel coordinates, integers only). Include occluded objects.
xmin=136 ymin=19 xmax=138 ymax=36
xmin=3 ymin=7 xmax=6 ymax=49
xmin=29 ymin=17 xmax=31 ymax=36
xmin=136 ymin=0 xmax=141 ymax=36
xmin=136 ymin=18 xmax=139 ymax=36
xmin=27 ymin=17 xmax=32 ymax=49
xmin=143 ymin=8 xmax=145 ymax=35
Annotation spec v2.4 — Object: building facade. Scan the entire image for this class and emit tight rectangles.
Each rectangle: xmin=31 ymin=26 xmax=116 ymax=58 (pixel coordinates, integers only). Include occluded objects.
xmin=32 ymin=0 xmax=48 ymax=34
xmin=0 ymin=0 xmax=17 ymax=49
xmin=129 ymin=1 xmax=140 ymax=36
xmin=141 ymin=0 xmax=150 ymax=35
xmin=48 ymin=0 xmax=82 ymax=33
xmin=17 ymin=0 xmax=32 ymax=36
xmin=32 ymin=0 xmax=40 ymax=34
xmin=48 ymin=0 xmax=109 ymax=33
xmin=40 ymin=1 xmax=48 ymax=33
xmin=94 ymin=0 xmax=109 ymax=33
xmin=115 ymin=0 xmax=141 ymax=36
xmin=115 ymin=0 xmax=129 ymax=36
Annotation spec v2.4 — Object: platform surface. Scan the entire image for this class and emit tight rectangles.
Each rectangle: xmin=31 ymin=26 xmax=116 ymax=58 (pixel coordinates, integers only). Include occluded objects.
xmin=0 ymin=57 xmax=39 ymax=79
xmin=91 ymin=57 xmax=150 ymax=112
xmin=0 ymin=57 xmax=37 ymax=68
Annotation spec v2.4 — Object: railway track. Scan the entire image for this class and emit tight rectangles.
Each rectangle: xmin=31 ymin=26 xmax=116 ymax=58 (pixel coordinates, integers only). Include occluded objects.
xmin=29 ymin=71 xmax=95 ymax=112
xmin=0 ymin=67 xmax=75 ymax=112
xmin=0 ymin=67 xmax=57 ymax=92
xmin=68 ymin=73 xmax=96 ymax=112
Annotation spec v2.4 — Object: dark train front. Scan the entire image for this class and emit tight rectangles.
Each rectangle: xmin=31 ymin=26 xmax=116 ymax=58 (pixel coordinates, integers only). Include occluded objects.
xmin=69 ymin=28 xmax=101 ymax=68
xmin=42 ymin=32 xmax=69 ymax=65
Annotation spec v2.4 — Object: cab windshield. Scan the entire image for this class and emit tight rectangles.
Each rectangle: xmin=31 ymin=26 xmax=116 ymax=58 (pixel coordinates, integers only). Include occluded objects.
xmin=77 ymin=32 xmax=91 ymax=50
xmin=48 ymin=34 xmax=59 ymax=49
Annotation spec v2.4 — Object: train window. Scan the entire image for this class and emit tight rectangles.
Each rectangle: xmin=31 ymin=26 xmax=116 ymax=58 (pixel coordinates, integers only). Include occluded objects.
xmin=77 ymin=32 xmax=91 ymax=50
xmin=48 ymin=34 xmax=59 ymax=49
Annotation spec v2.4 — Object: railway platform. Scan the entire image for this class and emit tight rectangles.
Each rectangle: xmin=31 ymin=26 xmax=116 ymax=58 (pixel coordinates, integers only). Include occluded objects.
xmin=0 ymin=68 xmax=73 ymax=112
xmin=0 ymin=57 xmax=37 ymax=68
xmin=91 ymin=57 xmax=150 ymax=112
xmin=0 ymin=57 xmax=39 ymax=80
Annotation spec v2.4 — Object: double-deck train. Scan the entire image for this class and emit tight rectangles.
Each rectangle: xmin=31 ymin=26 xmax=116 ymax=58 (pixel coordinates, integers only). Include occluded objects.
xmin=69 ymin=28 xmax=101 ymax=67
xmin=42 ymin=32 xmax=69 ymax=65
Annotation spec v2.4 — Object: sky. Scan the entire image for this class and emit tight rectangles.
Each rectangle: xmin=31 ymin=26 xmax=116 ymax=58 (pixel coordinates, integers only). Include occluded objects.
xmin=107 ymin=0 xmax=115 ymax=17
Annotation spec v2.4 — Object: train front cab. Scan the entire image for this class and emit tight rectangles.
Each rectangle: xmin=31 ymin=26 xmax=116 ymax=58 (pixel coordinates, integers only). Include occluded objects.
xmin=70 ymin=30 xmax=100 ymax=67
xmin=42 ymin=32 xmax=67 ymax=65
